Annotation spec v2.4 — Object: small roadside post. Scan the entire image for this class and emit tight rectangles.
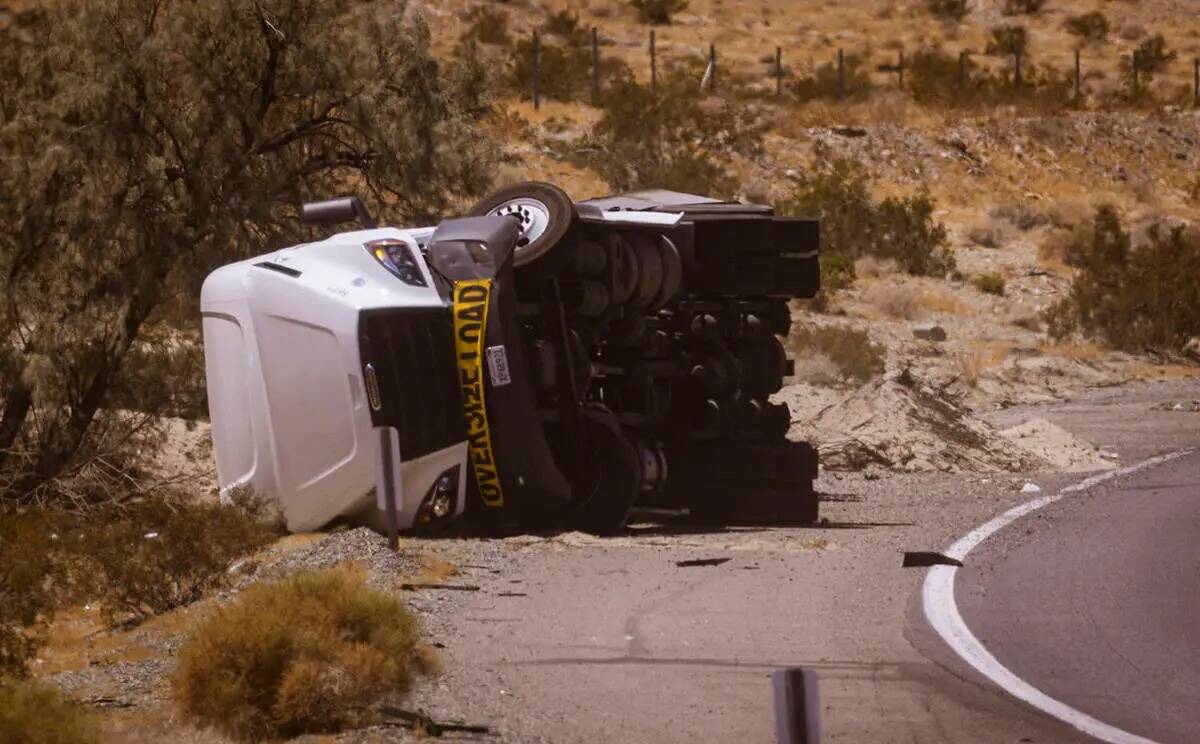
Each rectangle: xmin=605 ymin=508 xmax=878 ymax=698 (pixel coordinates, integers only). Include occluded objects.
xmin=773 ymin=667 xmax=820 ymax=744
xmin=532 ymin=31 xmax=540 ymax=110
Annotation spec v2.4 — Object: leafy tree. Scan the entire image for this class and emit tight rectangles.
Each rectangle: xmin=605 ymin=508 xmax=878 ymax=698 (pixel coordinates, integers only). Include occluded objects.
xmin=0 ymin=0 xmax=496 ymax=502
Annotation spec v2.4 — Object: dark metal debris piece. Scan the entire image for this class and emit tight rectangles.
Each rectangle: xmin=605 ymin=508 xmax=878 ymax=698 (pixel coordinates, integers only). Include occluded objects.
xmin=675 ymin=557 xmax=731 ymax=567
xmin=399 ymin=582 xmax=481 ymax=591
xmin=902 ymin=551 xmax=963 ymax=568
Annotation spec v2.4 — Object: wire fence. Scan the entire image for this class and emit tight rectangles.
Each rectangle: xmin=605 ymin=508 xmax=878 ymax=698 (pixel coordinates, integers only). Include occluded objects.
xmin=521 ymin=27 xmax=1200 ymax=110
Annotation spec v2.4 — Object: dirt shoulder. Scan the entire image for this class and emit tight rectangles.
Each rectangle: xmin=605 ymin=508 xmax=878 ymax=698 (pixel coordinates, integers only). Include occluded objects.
xmin=41 ymin=377 xmax=1198 ymax=742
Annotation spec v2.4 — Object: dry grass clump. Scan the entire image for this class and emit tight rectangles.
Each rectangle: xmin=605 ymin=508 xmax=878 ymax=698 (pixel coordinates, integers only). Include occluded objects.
xmin=71 ymin=491 xmax=280 ymax=628
xmin=787 ymin=325 xmax=885 ymax=384
xmin=175 ymin=569 xmax=439 ymax=742
xmin=460 ymin=5 xmax=511 ymax=47
xmin=855 ymin=256 xmax=898 ymax=278
xmin=906 ymin=44 xmax=1072 ymax=111
xmin=1003 ymin=0 xmax=1045 ymax=16
xmin=867 ymin=283 xmax=923 ymax=319
xmin=926 ymin=0 xmax=968 ymax=22
xmin=958 ymin=345 xmax=1009 ymax=387
xmin=510 ymin=12 xmax=631 ymax=103
xmin=0 ymin=681 xmax=94 ymax=744
xmin=967 ymin=217 xmax=1012 ymax=248
xmin=971 ymin=273 xmax=1007 ymax=296
xmin=919 ymin=289 xmax=971 ymax=316
xmin=0 ymin=511 xmax=67 ymax=677
xmin=1046 ymin=206 xmax=1200 ymax=354
xmin=990 ymin=202 xmax=1050 ymax=231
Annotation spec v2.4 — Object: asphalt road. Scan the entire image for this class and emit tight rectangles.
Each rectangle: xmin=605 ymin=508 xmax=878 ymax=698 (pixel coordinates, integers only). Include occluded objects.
xmin=957 ymin=448 xmax=1200 ymax=744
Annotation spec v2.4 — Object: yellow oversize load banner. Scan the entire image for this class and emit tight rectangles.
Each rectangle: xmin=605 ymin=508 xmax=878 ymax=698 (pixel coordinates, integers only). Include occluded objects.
xmin=453 ymin=280 xmax=504 ymax=508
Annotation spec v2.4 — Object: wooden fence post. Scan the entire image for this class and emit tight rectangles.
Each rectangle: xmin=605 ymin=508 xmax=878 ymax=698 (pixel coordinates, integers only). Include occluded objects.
xmin=1074 ymin=48 xmax=1081 ymax=101
xmin=650 ymin=29 xmax=657 ymax=98
xmin=532 ymin=31 xmax=540 ymax=110
xmin=1132 ymin=49 xmax=1139 ymax=96
xmin=958 ymin=50 xmax=967 ymax=87
xmin=776 ymin=46 xmax=783 ymax=96
xmin=898 ymin=50 xmax=905 ymax=90
xmin=836 ymin=48 xmax=845 ymax=101
xmin=709 ymin=43 xmax=717 ymax=91
xmin=1014 ymin=49 xmax=1021 ymax=86
xmin=1194 ymin=57 xmax=1199 ymax=107
xmin=591 ymin=27 xmax=599 ymax=102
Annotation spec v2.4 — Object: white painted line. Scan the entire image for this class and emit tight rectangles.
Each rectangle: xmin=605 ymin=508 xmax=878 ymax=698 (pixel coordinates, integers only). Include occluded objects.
xmin=923 ymin=448 xmax=1195 ymax=744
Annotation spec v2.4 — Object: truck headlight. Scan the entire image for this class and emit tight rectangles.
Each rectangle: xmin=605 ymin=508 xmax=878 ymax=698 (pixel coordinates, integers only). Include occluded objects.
xmin=415 ymin=466 xmax=460 ymax=528
xmin=366 ymin=239 xmax=427 ymax=287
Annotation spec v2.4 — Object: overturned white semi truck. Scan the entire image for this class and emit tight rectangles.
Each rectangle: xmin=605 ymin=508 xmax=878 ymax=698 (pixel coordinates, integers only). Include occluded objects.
xmin=201 ymin=183 xmax=820 ymax=535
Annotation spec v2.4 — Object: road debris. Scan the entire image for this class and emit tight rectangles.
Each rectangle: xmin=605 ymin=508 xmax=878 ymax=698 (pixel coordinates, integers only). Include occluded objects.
xmin=675 ymin=557 xmax=732 ymax=567
xmin=1020 ymin=482 xmax=1042 ymax=494
xmin=902 ymin=551 xmax=964 ymax=568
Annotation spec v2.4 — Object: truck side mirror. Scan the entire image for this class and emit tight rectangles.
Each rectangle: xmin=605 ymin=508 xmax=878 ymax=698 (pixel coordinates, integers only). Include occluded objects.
xmin=301 ymin=196 xmax=377 ymax=229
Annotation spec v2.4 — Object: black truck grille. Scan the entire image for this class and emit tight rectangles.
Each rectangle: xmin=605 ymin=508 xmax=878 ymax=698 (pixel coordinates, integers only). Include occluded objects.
xmin=358 ymin=307 xmax=466 ymax=460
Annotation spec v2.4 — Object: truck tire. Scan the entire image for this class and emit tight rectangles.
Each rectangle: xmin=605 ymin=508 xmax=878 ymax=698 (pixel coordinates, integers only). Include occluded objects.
xmin=567 ymin=406 xmax=642 ymax=535
xmin=468 ymin=181 xmax=579 ymax=280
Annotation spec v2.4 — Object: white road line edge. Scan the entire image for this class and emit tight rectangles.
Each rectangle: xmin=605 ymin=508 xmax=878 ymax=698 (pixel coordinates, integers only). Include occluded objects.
xmin=922 ymin=448 xmax=1195 ymax=744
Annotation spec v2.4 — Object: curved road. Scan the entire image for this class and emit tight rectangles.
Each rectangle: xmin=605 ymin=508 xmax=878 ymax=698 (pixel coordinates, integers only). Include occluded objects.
xmin=955 ymin=449 xmax=1200 ymax=743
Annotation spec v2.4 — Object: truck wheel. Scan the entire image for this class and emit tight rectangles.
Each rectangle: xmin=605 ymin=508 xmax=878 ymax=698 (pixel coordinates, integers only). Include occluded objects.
xmin=568 ymin=406 xmax=642 ymax=535
xmin=468 ymin=181 xmax=579 ymax=279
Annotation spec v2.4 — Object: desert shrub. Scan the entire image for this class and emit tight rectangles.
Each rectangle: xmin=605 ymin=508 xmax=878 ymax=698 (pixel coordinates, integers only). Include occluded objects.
xmin=907 ymin=44 xmax=1071 ymax=109
xmin=573 ymin=68 xmax=765 ymax=196
xmin=511 ymin=12 xmax=629 ymax=102
xmin=968 ymin=218 xmax=1011 ymax=248
xmin=972 ymin=273 xmax=1007 ymax=295
xmin=72 ymin=492 xmax=279 ymax=627
xmin=987 ymin=25 xmax=1030 ymax=57
xmin=787 ymin=325 xmax=885 ymax=384
xmin=1045 ymin=206 xmax=1200 ymax=353
xmin=1003 ymin=0 xmax=1045 ymax=15
xmin=867 ymin=284 xmax=923 ymax=320
xmin=776 ymin=157 xmax=953 ymax=278
xmin=175 ymin=569 xmax=439 ymax=742
xmin=0 ymin=511 xmax=67 ymax=677
xmin=790 ymin=52 xmax=874 ymax=102
xmin=926 ymin=0 xmax=968 ymax=22
xmin=1132 ymin=34 xmax=1176 ymax=78
xmin=630 ymin=0 xmax=689 ymax=24
xmin=461 ymin=5 xmax=511 ymax=47
xmin=991 ymin=202 xmax=1050 ymax=231
xmin=1065 ymin=11 xmax=1109 ymax=43
xmin=0 ymin=681 xmax=93 ymax=744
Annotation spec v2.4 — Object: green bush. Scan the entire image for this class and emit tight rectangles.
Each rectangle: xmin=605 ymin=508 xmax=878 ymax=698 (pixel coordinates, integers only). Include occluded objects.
xmin=630 ymin=0 xmax=689 ymax=24
xmin=926 ymin=0 xmax=968 ymax=22
xmin=72 ymin=492 xmax=279 ymax=627
xmin=787 ymin=325 xmax=885 ymax=383
xmin=175 ymin=569 xmax=439 ymax=742
xmin=573 ymin=68 xmax=765 ymax=196
xmin=0 ymin=681 xmax=94 ymax=744
xmin=776 ymin=157 xmax=954 ymax=278
xmin=972 ymin=273 xmax=1007 ymax=296
xmin=1046 ymin=206 xmax=1200 ymax=353
xmin=1065 ymin=11 xmax=1109 ymax=43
